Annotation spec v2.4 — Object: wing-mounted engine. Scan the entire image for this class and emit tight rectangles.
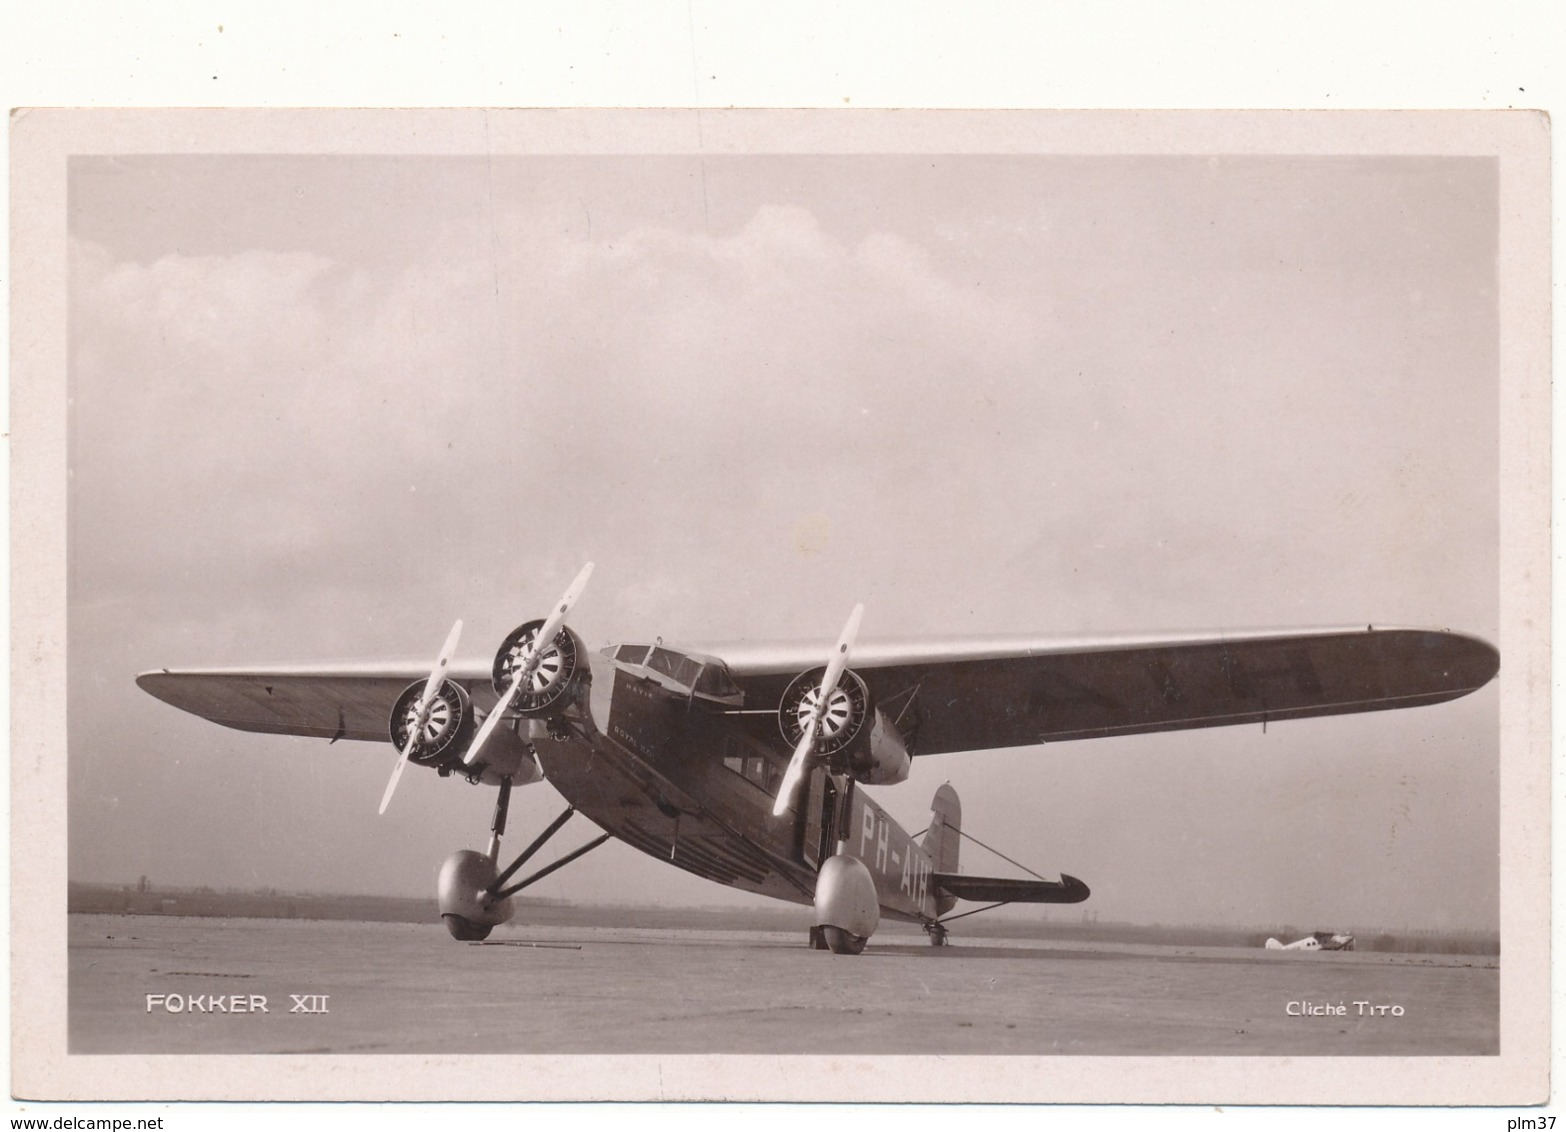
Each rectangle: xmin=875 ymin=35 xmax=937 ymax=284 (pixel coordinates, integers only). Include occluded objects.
xmin=492 ymin=620 xmax=588 ymax=718
xmin=778 ymin=667 xmax=911 ymax=786
xmin=383 ymin=636 xmax=550 ymax=789
xmin=388 ymin=678 xmax=476 ymax=771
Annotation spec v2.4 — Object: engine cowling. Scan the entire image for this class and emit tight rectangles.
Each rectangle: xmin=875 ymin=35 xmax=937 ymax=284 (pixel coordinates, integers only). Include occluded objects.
xmin=388 ymin=678 xmax=476 ymax=770
xmin=492 ymin=621 xmax=587 ymax=717
xmin=852 ymin=706 xmax=913 ymax=785
xmin=778 ymin=668 xmax=912 ymax=786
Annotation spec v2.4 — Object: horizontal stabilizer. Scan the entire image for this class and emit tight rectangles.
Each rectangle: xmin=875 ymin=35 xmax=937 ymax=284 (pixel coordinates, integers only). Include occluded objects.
xmin=932 ymin=872 xmax=1090 ymax=904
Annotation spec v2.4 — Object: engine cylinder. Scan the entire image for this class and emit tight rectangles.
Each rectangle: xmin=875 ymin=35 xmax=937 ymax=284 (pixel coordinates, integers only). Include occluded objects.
xmin=779 ymin=668 xmax=870 ymax=755
xmin=778 ymin=668 xmax=911 ymax=786
xmin=388 ymin=679 xmax=476 ymax=769
xmin=492 ymin=622 xmax=586 ymax=716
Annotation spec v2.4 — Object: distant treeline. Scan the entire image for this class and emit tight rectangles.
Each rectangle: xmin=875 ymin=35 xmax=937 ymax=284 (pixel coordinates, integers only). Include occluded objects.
xmin=69 ymin=881 xmax=468 ymax=925
xmin=66 ymin=881 xmax=1498 ymax=955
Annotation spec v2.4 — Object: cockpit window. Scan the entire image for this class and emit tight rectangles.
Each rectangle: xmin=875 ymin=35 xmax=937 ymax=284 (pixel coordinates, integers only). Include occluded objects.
xmin=646 ymin=647 xmax=684 ymax=681
xmin=646 ymin=647 xmax=702 ymax=688
xmin=612 ymin=644 xmax=743 ymax=704
xmin=694 ymin=663 xmax=739 ymax=698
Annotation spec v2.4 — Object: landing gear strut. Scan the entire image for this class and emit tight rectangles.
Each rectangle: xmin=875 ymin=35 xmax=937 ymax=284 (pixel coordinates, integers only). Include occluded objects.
xmin=923 ymin=921 xmax=949 ymax=947
xmin=438 ymin=778 xmax=611 ymax=941
xmin=486 ymin=799 xmax=611 ymax=903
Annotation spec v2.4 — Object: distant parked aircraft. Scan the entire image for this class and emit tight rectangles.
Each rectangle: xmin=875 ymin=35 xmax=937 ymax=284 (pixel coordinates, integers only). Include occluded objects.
xmin=1266 ymin=932 xmax=1356 ymax=951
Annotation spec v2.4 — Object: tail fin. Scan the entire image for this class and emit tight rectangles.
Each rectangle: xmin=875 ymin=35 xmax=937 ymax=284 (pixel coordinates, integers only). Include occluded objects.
xmin=922 ymin=784 xmax=961 ymax=915
xmin=1265 ymin=938 xmax=1284 ymax=950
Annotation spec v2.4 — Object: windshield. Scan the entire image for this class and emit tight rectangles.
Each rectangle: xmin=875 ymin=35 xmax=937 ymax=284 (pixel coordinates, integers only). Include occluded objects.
xmin=607 ymin=643 xmax=743 ymax=703
xmin=694 ymin=663 xmax=740 ymax=698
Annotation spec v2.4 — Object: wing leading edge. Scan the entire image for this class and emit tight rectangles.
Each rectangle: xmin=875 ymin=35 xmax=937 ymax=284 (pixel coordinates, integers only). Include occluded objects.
xmin=139 ymin=627 xmax=1498 ymax=756
xmin=136 ymin=660 xmax=498 ymax=743
xmin=718 ymin=627 xmax=1498 ymax=757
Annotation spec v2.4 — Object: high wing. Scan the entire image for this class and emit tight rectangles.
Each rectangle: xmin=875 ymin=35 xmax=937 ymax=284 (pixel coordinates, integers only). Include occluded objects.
xmin=711 ymin=627 xmax=1498 ymax=757
xmin=136 ymin=660 xmax=500 ymax=743
xmin=139 ymin=627 xmax=1498 ymax=756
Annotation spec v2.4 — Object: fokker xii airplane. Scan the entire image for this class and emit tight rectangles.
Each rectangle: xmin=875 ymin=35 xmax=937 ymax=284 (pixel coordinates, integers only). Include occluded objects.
xmin=138 ymin=565 xmax=1499 ymax=953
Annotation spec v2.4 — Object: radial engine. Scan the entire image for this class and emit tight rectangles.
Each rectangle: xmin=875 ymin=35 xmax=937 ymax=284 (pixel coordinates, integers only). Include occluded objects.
xmin=777 ymin=666 xmax=912 ymax=786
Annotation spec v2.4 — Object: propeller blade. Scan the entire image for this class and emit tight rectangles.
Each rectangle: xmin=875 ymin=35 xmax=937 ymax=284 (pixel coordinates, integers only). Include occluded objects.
xmin=772 ymin=603 xmax=864 ymax=818
xmin=417 ymin=618 xmax=464 ymax=713
xmin=462 ymin=666 xmax=526 ymax=767
xmin=379 ymin=618 xmax=463 ymax=816
xmin=378 ymin=733 xmax=419 ymax=816
xmin=817 ymin=603 xmax=863 ymax=704
xmin=463 ymin=564 xmax=594 ymax=768
xmin=772 ymin=729 xmax=816 ymax=818
xmin=532 ymin=562 xmax=595 ymax=661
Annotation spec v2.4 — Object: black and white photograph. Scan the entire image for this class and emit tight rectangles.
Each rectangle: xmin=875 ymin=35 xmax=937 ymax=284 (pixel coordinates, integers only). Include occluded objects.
xmin=11 ymin=107 xmax=1550 ymax=1109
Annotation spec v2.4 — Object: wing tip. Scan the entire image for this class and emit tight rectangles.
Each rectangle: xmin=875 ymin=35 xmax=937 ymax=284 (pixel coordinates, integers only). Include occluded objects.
xmin=1414 ymin=628 xmax=1500 ymax=693
xmin=1060 ymin=873 xmax=1091 ymax=903
xmin=135 ymin=669 xmax=174 ymax=698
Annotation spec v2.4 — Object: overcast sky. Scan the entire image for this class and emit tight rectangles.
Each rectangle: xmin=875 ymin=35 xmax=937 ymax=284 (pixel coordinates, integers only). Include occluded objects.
xmin=67 ymin=151 xmax=1498 ymax=934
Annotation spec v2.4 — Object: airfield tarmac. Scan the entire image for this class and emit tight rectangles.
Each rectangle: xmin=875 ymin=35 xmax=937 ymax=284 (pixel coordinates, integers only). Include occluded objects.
xmin=68 ymin=913 xmax=1497 ymax=1056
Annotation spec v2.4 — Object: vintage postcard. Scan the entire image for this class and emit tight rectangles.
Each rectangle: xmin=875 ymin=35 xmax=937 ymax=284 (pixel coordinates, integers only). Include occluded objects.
xmin=10 ymin=109 xmax=1550 ymax=1105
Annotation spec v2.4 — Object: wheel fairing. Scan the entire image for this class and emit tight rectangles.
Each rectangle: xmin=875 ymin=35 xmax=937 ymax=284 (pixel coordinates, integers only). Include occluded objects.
xmin=812 ymin=854 xmax=880 ymax=942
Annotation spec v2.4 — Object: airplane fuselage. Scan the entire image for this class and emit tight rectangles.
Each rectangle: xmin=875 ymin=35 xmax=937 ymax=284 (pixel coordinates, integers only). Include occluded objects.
xmin=528 ymin=650 xmax=939 ymax=923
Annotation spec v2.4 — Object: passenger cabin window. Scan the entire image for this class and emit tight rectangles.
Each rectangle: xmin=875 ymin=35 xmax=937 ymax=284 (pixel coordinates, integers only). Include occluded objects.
xmin=721 ymin=739 xmax=780 ymax=794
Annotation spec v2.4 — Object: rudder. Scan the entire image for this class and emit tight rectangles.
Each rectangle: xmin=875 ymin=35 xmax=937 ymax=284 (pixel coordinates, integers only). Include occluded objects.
xmin=922 ymin=784 xmax=961 ymax=915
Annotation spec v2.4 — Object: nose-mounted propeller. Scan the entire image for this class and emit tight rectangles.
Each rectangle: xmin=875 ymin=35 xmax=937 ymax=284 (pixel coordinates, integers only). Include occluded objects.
xmin=379 ymin=618 xmax=464 ymax=815
xmin=462 ymin=561 xmax=596 ymax=769
xmin=773 ymin=603 xmax=864 ymax=818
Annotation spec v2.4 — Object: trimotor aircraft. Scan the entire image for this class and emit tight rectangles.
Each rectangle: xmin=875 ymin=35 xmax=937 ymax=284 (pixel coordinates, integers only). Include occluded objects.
xmin=138 ymin=564 xmax=1499 ymax=953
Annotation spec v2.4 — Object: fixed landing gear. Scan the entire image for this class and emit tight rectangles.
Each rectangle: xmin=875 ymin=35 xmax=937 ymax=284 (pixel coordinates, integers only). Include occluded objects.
xmin=821 ymin=926 xmax=867 ymax=955
xmin=801 ymin=926 xmax=864 ymax=951
xmin=443 ymin=914 xmax=493 ymax=941
xmin=807 ymin=924 xmax=868 ymax=954
xmin=810 ymin=854 xmax=880 ymax=955
xmin=436 ymin=778 xmax=610 ymax=941
xmin=924 ymin=921 xmax=949 ymax=947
